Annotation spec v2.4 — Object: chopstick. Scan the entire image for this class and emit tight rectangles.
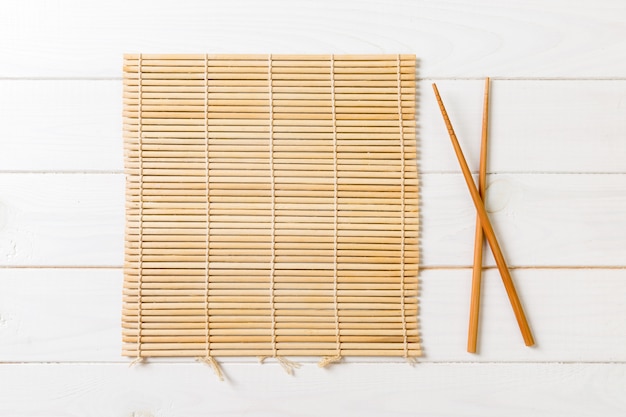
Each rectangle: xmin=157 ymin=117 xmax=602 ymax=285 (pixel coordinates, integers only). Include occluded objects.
xmin=432 ymin=83 xmax=535 ymax=347
xmin=467 ymin=78 xmax=490 ymax=353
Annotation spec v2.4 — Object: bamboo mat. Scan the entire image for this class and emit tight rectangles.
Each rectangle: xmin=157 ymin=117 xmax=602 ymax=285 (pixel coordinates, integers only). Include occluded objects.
xmin=122 ymin=54 xmax=420 ymax=363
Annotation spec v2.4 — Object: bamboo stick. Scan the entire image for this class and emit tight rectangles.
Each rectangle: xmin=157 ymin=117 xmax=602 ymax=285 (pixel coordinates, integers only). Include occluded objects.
xmin=126 ymin=326 xmax=421 ymax=336
xmin=125 ymin=171 xmax=417 ymax=181
xmin=126 ymin=248 xmax=418 ymax=257
xmin=127 ymin=265 xmax=414 ymax=274
xmin=122 ymin=310 xmax=419 ymax=320
xmin=124 ymin=282 xmax=417 ymax=291
xmin=127 ymin=65 xmax=415 ymax=74
xmin=124 ymin=343 xmax=420 ymax=352
xmin=120 ymin=349 xmax=421 ymax=358
xmin=123 ymin=309 xmax=420 ymax=318
xmin=123 ymin=98 xmax=415 ymax=107
xmin=123 ymin=315 xmax=417 ymax=327
xmin=123 ymin=313 xmax=418 ymax=323
xmin=123 ymin=261 xmax=418 ymax=271
xmin=124 ymin=53 xmax=415 ymax=60
xmin=124 ymin=289 xmax=419 ymax=298
xmin=124 ymin=275 xmax=419 ymax=283
xmin=122 ymin=334 xmax=419 ymax=344
xmin=122 ymin=297 xmax=419 ymax=309
xmin=122 ymin=320 xmax=417 ymax=332
xmin=432 ymin=83 xmax=534 ymax=347
xmin=123 ymin=86 xmax=415 ymax=95
xmin=124 ymin=118 xmax=415 ymax=126
xmin=122 ymin=310 xmax=421 ymax=319
xmin=125 ymin=291 xmax=419 ymax=300
xmin=126 ymin=65 xmax=416 ymax=74
xmin=128 ymin=135 xmax=417 ymax=143
xmin=129 ymin=235 xmax=416 ymax=244
xmin=125 ymin=158 xmax=417 ymax=167
xmin=126 ymin=245 xmax=417 ymax=253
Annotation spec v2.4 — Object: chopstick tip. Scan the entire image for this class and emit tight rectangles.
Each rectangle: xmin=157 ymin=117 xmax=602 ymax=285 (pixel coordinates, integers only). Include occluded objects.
xmin=431 ymin=83 xmax=440 ymax=97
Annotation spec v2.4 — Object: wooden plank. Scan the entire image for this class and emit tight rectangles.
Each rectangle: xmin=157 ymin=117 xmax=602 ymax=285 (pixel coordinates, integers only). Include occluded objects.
xmin=0 ymin=80 xmax=122 ymax=171
xmin=1 ymin=268 xmax=625 ymax=362
xmin=2 ymin=80 xmax=626 ymax=173
xmin=0 ymin=174 xmax=124 ymax=266
xmin=1 ymin=173 xmax=624 ymax=267
xmin=1 ymin=1 xmax=626 ymax=78
xmin=0 ymin=362 xmax=624 ymax=416
xmin=0 ymin=269 xmax=121 ymax=362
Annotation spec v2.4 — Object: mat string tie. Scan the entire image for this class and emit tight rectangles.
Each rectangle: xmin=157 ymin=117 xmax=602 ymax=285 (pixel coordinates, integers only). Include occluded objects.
xmin=135 ymin=53 xmax=144 ymax=365
xmin=128 ymin=356 xmax=145 ymax=368
xmin=267 ymin=54 xmax=280 ymax=364
xmin=396 ymin=54 xmax=411 ymax=361
xmin=318 ymin=355 xmax=342 ymax=368
xmin=258 ymin=356 xmax=301 ymax=376
xmin=203 ymin=52 xmax=214 ymax=375
xmin=328 ymin=54 xmax=342 ymax=367
xmin=197 ymin=356 xmax=225 ymax=381
xmin=277 ymin=357 xmax=301 ymax=375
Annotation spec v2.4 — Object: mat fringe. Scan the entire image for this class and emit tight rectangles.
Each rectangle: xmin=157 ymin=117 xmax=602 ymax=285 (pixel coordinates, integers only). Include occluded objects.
xmin=258 ymin=356 xmax=301 ymax=375
xmin=197 ymin=356 xmax=225 ymax=381
xmin=318 ymin=355 xmax=343 ymax=368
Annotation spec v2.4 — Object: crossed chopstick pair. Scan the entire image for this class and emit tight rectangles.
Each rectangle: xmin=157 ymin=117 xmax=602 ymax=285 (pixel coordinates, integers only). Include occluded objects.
xmin=432 ymin=80 xmax=535 ymax=352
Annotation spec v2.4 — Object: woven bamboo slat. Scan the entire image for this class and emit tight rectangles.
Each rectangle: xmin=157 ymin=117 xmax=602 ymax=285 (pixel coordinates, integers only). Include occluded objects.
xmin=122 ymin=54 xmax=420 ymax=362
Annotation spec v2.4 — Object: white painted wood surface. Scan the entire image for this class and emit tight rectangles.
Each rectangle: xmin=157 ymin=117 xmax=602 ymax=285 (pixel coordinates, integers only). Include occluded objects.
xmin=1 ymin=1 xmax=625 ymax=416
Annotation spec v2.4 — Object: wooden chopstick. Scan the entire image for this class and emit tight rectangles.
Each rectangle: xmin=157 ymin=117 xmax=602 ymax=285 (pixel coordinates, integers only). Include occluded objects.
xmin=467 ymin=78 xmax=490 ymax=353
xmin=432 ymin=83 xmax=535 ymax=347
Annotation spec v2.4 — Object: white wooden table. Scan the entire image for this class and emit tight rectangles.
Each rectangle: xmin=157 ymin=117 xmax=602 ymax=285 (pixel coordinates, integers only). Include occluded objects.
xmin=0 ymin=1 xmax=625 ymax=415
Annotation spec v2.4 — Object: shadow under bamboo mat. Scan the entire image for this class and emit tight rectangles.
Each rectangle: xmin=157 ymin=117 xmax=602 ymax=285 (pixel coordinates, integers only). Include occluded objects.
xmin=122 ymin=54 xmax=420 ymax=361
